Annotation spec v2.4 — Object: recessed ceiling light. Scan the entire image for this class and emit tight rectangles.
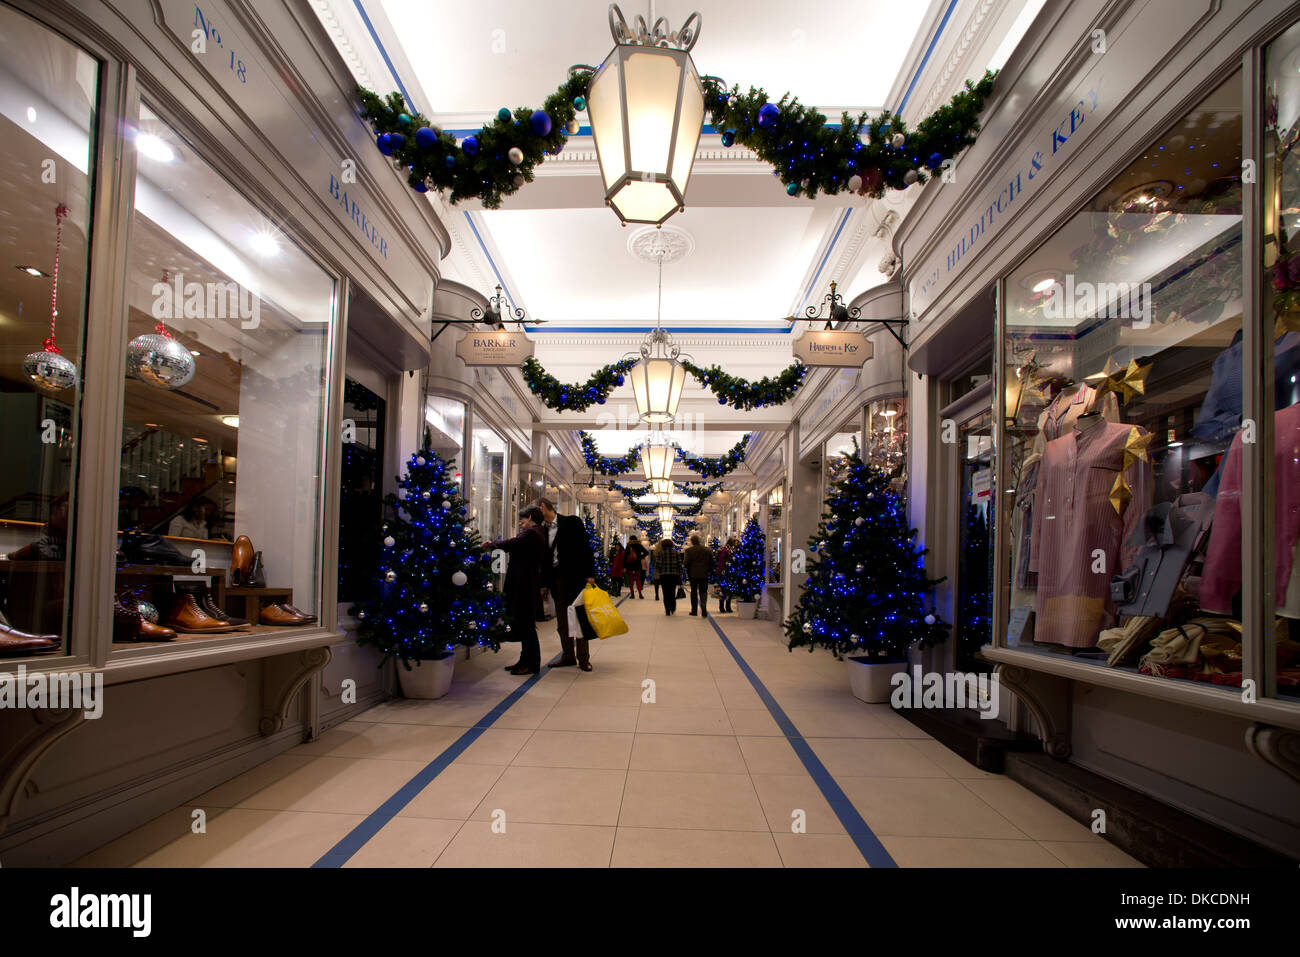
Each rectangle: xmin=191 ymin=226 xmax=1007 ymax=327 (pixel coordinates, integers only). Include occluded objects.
xmin=16 ymin=265 xmax=49 ymax=277
xmin=220 ymin=415 xmax=240 ymax=428
xmin=1031 ymin=277 xmax=1057 ymax=293
xmin=26 ymin=107 xmax=37 ymax=123
xmin=189 ymin=349 xmax=201 ymax=356
xmin=191 ymin=436 xmax=209 ymax=444
xmin=249 ymin=231 xmax=281 ymax=256
xmin=135 ymin=132 xmax=175 ymax=163
xmin=881 ymin=409 xmax=898 ymax=417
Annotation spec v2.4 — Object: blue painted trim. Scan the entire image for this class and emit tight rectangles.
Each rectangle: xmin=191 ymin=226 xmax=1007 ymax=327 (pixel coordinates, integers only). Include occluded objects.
xmin=894 ymin=0 xmax=960 ymax=117
xmin=312 ymin=593 xmax=630 ymax=868
xmin=705 ymin=616 xmax=899 ymax=868
xmin=463 ymin=211 xmax=519 ymax=310
xmin=351 ymin=0 xmax=419 ymax=115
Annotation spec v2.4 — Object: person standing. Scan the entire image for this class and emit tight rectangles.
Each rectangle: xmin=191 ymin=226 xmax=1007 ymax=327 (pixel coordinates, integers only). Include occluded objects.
xmin=609 ymin=542 xmax=624 ymax=596
xmin=652 ymin=538 xmax=683 ymax=616
xmin=715 ymin=537 xmax=736 ymax=613
xmin=683 ymin=532 xmax=714 ymax=617
xmin=622 ymin=535 xmax=648 ymax=598
xmin=648 ymin=548 xmax=659 ymax=600
xmin=483 ymin=507 xmax=548 ymax=676
xmin=537 ymin=498 xmax=596 ymax=672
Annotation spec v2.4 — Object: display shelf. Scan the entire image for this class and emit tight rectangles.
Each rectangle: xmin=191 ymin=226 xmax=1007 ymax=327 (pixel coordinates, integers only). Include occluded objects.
xmin=111 ymin=622 xmax=316 ymax=649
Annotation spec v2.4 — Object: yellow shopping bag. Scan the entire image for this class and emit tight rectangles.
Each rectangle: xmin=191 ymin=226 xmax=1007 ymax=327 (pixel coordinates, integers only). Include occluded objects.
xmin=581 ymin=584 xmax=628 ymax=639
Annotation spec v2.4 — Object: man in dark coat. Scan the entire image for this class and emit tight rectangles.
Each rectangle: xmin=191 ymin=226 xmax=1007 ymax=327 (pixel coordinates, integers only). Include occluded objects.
xmin=683 ymin=533 xmax=714 ymax=617
xmin=484 ymin=506 xmax=548 ymax=676
xmin=537 ymin=498 xmax=596 ymax=671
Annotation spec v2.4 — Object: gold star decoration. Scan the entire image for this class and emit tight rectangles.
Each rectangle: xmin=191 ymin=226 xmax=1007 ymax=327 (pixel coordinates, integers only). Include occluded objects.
xmin=1108 ymin=473 xmax=1132 ymax=516
xmin=1116 ymin=359 xmax=1151 ymax=402
xmin=1108 ymin=426 xmax=1153 ymax=516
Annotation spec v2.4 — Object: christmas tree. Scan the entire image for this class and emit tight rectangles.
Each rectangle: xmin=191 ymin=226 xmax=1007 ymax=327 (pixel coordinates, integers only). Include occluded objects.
xmin=786 ymin=447 xmax=948 ymax=659
xmin=707 ymin=535 xmax=722 ymax=584
xmin=722 ymin=517 xmax=766 ymax=602
xmin=582 ymin=510 xmax=613 ymax=592
xmin=957 ymin=504 xmax=992 ymax=670
xmin=351 ymin=448 xmax=508 ymax=668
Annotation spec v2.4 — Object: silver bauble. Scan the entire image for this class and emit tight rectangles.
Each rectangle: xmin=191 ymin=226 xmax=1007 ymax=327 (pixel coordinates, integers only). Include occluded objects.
xmin=419 ymin=603 xmax=429 ymax=613
xmin=384 ymin=570 xmax=397 ymax=582
xmin=126 ymin=333 xmax=196 ymax=389
xmin=416 ymin=456 xmax=426 ymax=465
xmin=441 ymin=500 xmax=451 ymax=509
xmin=467 ymin=620 xmax=476 ymax=630
xmin=855 ymin=517 xmax=865 ymax=526
xmin=451 ymin=571 xmax=468 ymax=586
xmin=357 ymin=610 xmax=367 ymax=619
xmin=848 ymin=174 xmax=863 ymax=192
xmin=890 ymin=132 xmax=905 ymax=148
xmin=508 ymin=146 xmax=524 ymax=165
xmin=566 ymin=119 xmax=580 ymax=135
xmin=383 ymin=535 xmax=395 ymax=547
xmin=904 ymin=169 xmax=919 ymax=185
xmin=504 ymin=623 xmax=511 ymax=632
xmin=802 ymin=622 xmax=812 ymax=633
xmin=855 ymin=563 xmax=864 ymax=573
xmin=23 ymin=350 xmax=78 ymax=391
xmin=137 ymin=600 xmax=159 ymax=623
xmin=512 ymin=174 xmax=525 ymax=188
xmin=422 ymin=490 xmax=432 ymax=500
xmin=727 ymin=95 xmax=737 ymax=108
xmin=924 ymin=614 xmax=937 ymax=625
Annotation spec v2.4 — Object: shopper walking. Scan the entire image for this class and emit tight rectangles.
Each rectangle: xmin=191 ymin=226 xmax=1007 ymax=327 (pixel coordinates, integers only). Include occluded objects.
xmin=536 ymin=498 xmax=596 ymax=672
xmin=715 ymin=536 xmax=736 ymax=613
xmin=683 ymin=532 xmax=714 ymax=617
xmin=608 ymin=542 xmax=624 ymax=596
xmin=622 ymin=535 xmax=648 ymax=598
xmin=653 ymin=538 xmax=683 ymax=616
xmin=649 ymin=548 xmax=659 ymax=599
xmin=483 ymin=507 xmax=548 ymax=676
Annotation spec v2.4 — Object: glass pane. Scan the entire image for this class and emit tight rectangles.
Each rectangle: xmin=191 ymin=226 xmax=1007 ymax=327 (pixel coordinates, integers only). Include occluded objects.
xmin=1003 ymin=73 xmax=1243 ymax=683
xmin=957 ymin=412 xmax=994 ymax=672
xmin=866 ymin=397 xmax=907 ymax=498
xmin=113 ymin=103 xmax=334 ymax=647
xmin=470 ymin=419 xmax=505 ymax=545
xmin=424 ymin=394 xmax=464 ymax=487
xmin=0 ymin=7 xmax=98 ymax=657
xmin=339 ymin=378 xmax=385 ymax=605
xmin=1264 ymin=22 xmax=1300 ymax=700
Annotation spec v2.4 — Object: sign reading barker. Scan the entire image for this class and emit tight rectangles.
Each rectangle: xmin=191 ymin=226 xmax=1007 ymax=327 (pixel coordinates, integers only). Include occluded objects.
xmin=793 ymin=329 xmax=873 ymax=367
xmin=455 ymin=329 xmax=536 ymax=366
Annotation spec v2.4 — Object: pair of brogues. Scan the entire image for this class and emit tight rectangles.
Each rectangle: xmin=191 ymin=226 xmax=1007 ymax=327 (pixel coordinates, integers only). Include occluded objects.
xmin=115 ymin=590 xmax=178 ymax=642
xmin=259 ymin=602 xmax=316 ymax=626
xmin=0 ymin=620 xmax=60 ymax=656
xmin=164 ymin=591 xmax=251 ymax=634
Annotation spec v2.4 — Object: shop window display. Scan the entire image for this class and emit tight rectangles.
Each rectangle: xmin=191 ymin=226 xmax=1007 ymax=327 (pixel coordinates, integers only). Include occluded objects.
xmin=112 ymin=104 xmax=334 ymax=647
xmin=0 ymin=7 xmax=98 ymax=657
xmin=1264 ymin=22 xmax=1300 ymax=699
xmin=766 ymin=485 xmax=783 ymax=584
xmin=338 ymin=379 xmax=385 ymax=605
xmin=866 ymin=398 xmax=907 ymax=498
xmin=957 ymin=413 xmax=994 ymax=672
xmin=424 ymin=394 xmax=465 ymax=491
xmin=1002 ymin=74 xmax=1249 ymax=684
xmin=470 ymin=419 xmax=506 ymax=545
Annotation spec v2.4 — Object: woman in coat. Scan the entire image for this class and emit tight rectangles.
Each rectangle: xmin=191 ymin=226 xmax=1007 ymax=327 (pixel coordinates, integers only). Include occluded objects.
xmin=483 ymin=506 xmax=548 ymax=675
xmin=622 ymin=535 xmax=648 ymax=599
xmin=652 ymin=538 xmax=684 ymax=616
xmin=608 ymin=542 xmax=624 ymax=596
xmin=714 ymin=537 xmax=736 ymax=613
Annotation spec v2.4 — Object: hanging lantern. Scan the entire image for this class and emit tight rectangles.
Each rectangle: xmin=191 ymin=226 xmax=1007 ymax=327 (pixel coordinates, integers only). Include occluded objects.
xmin=628 ymin=328 xmax=688 ymax=423
xmin=586 ymin=5 xmax=704 ymax=225
xmin=641 ymin=433 xmax=675 ymax=481
xmin=650 ymin=478 xmax=673 ymax=496
xmin=657 ymin=504 xmax=674 ymax=523
xmin=22 ymin=204 xmax=78 ymax=392
xmin=660 ymin=521 xmax=673 ymax=538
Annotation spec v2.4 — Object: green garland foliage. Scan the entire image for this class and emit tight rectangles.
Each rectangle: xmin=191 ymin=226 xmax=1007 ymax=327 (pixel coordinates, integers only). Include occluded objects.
xmin=522 ymin=358 xmax=638 ymax=412
xmin=676 ymin=434 xmax=751 ymax=478
xmin=702 ymin=70 xmax=998 ymax=199
xmin=681 ymin=360 xmax=808 ymax=411
xmin=579 ymin=431 xmax=640 ymax=475
xmin=677 ymin=482 xmax=723 ymax=500
xmin=357 ymin=73 xmax=590 ymax=207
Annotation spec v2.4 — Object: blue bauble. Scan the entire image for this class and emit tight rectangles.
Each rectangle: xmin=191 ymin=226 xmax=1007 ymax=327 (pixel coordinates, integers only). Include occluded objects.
xmin=414 ymin=182 xmax=428 ymax=193
xmin=462 ymin=135 xmax=479 ymax=156
xmin=497 ymin=107 xmax=512 ymax=123
xmin=444 ymin=155 xmax=455 ymax=168
xmin=929 ymin=152 xmax=943 ymax=169
xmin=376 ymin=133 xmax=392 ymax=155
xmin=718 ymin=396 xmax=727 ymax=404
xmin=529 ymin=110 xmax=552 ymax=136
xmin=615 ymin=375 xmax=625 ymax=386
xmin=415 ymin=126 xmax=437 ymax=150
xmin=388 ymin=132 xmax=405 ymax=150
xmin=757 ymin=103 xmax=779 ymax=128
xmin=721 ymin=130 xmax=736 ymax=147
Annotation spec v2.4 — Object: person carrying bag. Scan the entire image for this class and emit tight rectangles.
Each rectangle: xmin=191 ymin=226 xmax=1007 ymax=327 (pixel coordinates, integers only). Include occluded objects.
xmin=652 ymin=538 xmax=684 ymax=615
xmin=622 ymin=535 xmax=648 ymax=599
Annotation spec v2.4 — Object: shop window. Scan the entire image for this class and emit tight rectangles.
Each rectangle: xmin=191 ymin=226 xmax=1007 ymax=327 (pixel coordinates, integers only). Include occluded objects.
xmin=866 ymin=397 xmax=907 ymax=497
xmin=424 ymin=394 xmax=464 ymax=490
xmin=957 ymin=412 xmax=994 ymax=671
xmin=0 ymin=7 xmax=99 ymax=655
xmin=470 ymin=419 xmax=506 ymax=545
xmin=766 ymin=485 xmax=783 ymax=584
xmin=1264 ymin=22 xmax=1300 ymax=699
xmin=1001 ymin=73 xmax=1243 ymax=683
xmin=338 ymin=379 xmax=385 ymax=605
xmin=112 ymin=103 xmax=334 ymax=648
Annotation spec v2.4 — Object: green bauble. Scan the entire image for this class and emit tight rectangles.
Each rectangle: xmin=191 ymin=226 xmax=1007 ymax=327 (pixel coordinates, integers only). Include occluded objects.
xmin=786 ymin=182 xmax=799 ymax=196
xmin=573 ymin=95 xmax=587 ymax=111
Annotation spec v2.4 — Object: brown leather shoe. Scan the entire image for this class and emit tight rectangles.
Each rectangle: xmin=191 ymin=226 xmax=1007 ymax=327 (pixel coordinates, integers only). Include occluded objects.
xmin=230 ymin=535 xmax=253 ymax=585
xmin=114 ymin=592 xmax=178 ymax=642
xmin=0 ymin=622 xmax=60 ymax=656
xmin=279 ymin=602 xmax=316 ymax=623
xmin=200 ymin=590 xmax=249 ymax=625
xmin=165 ymin=593 xmax=240 ymax=633
xmin=260 ymin=603 xmax=311 ymax=626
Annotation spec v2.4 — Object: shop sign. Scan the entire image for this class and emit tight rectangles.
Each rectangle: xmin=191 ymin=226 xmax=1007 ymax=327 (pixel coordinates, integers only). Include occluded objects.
xmin=970 ymin=467 xmax=992 ymax=501
xmin=909 ymin=80 xmax=1104 ymax=321
xmin=792 ymin=330 xmax=873 ymax=367
xmin=455 ymin=329 xmax=535 ymax=366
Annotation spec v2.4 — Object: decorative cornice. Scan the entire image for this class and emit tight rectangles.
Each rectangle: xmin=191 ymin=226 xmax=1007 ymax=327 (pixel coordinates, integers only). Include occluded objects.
xmin=915 ymin=0 xmax=1001 ymax=119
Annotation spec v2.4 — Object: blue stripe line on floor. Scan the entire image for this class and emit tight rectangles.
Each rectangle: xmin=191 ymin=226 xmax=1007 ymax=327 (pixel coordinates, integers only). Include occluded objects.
xmin=706 ymin=615 xmax=899 ymax=868
xmin=312 ymin=593 xmax=628 ymax=868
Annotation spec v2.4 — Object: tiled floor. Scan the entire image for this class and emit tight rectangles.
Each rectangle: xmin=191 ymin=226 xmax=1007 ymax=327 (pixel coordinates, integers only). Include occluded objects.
xmin=76 ymin=596 xmax=1142 ymax=868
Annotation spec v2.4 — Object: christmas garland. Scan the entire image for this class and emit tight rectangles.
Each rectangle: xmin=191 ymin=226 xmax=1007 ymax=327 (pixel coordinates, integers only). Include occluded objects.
xmin=678 ymin=482 xmax=723 ymax=500
xmin=522 ymin=357 xmax=638 ymax=412
xmin=682 ymin=360 xmax=809 ymax=410
xmin=610 ymin=481 xmax=650 ymax=497
xmin=357 ymin=73 xmax=590 ymax=207
xmin=579 ymin=431 xmax=640 ymax=475
xmin=702 ymin=70 xmax=998 ymax=199
xmin=677 ymin=434 xmax=751 ymax=478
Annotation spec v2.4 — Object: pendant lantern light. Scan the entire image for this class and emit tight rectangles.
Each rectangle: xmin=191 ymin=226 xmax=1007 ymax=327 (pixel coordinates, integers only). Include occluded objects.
xmin=585 ymin=5 xmax=704 ymax=226
xmin=657 ymin=504 xmax=674 ymax=523
xmin=641 ymin=431 xmax=675 ymax=482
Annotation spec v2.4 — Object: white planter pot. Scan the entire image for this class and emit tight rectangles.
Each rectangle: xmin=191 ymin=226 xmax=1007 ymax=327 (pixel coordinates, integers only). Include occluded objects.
xmin=734 ymin=600 xmax=758 ymax=619
xmin=846 ymin=656 xmax=908 ymax=704
xmin=396 ymin=654 xmax=456 ymax=700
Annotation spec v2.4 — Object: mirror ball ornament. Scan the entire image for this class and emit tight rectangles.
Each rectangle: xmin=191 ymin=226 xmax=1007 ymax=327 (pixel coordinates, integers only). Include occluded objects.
xmin=856 ymin=563 xmax=864 ymax=573
xmin=419 ymin=603 xmax=428 ymax=613
xmin=847 ymin=174 xmax=863 ymax=192
xmin=727 ymin=95 xmax=737 ymax=108
xmin=451 ymin=571 xmax=468 ymax=586
xmin=567 ymin=119 xmax=580 ymax=135
xmin=23 ymin=349 xmax=77 ymax=391
xmin=890 ymin=132 xmax=905 ymax=148
xmin=467 ymin=620 xmax=477 ymax=630
xmin=422 ymin=490 xmax=432 ymax=500
xmin=126 ymin=333 xmax=196 ymax=389
xmin=855 ymin=517 xmax=865 ymax=526
xmin=924 ymin=613 xmax=937 ymax=625
xmin=802 ymin=621 xmax=812 ymax=633
xmin=137 ymin=600 xmax=159 ymax=623
xmin=508 ymin=147 xmax=524 ymax=165
xmin=384 ymin=571 xmax=397 ymax=582
xmin=441 ymin=500 xmax=452 ymax=509
xmin=416 ymin=456 xmax=426 ymax=465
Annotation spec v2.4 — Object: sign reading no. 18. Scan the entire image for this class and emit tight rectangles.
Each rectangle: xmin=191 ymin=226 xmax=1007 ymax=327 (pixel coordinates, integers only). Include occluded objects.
xmin=792 ymin=330 xmax=873 ymax=367
xmin=455 ymin=329 xmax=536 ymax=366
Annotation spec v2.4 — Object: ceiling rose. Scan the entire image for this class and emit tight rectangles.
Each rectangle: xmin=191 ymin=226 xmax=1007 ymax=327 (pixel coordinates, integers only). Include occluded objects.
xmin=627 ymin=225 xmax=694 ymax=265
